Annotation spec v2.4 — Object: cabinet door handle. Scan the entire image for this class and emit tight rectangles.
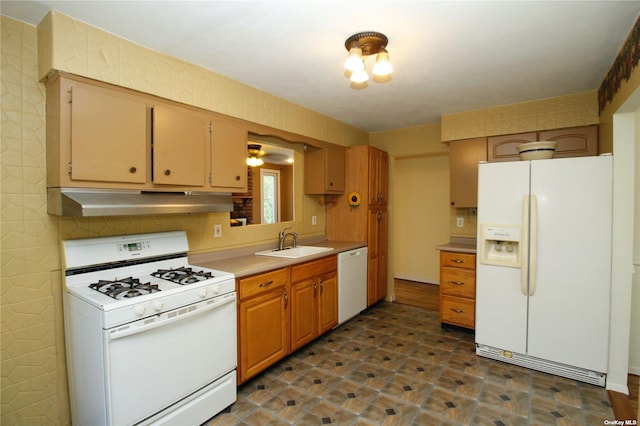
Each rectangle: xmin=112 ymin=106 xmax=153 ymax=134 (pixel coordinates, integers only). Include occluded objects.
xmin=235 ymin=175 xmax=241 ymax=181
xmin=319 ymin=280 xmax=324 ymax=295
xmin=450 ymin=308 xmax=465 ymax=314
xmin=283 ymin=291 xmax=288 ymax=310
xmin=449 ymin=281 xmax=465 ymax=286
xmin=164 ymin=169 xmax=171 ymax=176
xmin=258 ymin=280 xmax=274 ymax=288
xmin=313 ymin=281 xmax=317 ymax=297
xmin=129 ymin=166 xmax=137 ymax=174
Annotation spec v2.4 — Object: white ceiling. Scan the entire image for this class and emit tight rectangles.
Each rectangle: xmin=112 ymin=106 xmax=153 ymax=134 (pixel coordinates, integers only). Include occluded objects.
xmin=3 ymin=1 xmax=640 ymax=132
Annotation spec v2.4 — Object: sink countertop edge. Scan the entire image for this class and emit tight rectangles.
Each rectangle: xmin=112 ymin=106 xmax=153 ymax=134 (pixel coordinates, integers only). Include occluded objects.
xmin=190 ymin=240 xmax=367 ymax=278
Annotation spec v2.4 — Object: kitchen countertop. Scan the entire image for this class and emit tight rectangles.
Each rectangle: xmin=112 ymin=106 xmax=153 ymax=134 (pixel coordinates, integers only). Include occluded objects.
xmin=189 ymin=239 xmax=367 ymax=278
xmin=436 ymin=237 xmax=477 ymax=254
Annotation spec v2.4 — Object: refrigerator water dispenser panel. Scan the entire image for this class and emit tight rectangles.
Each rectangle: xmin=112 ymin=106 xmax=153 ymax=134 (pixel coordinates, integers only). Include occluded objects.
xmin=479 ymin=225 xmax=521 ymax=267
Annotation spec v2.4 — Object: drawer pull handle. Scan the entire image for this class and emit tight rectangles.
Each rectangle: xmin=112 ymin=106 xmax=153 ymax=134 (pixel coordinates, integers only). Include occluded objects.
xmin=258 ymin=280 xmax=274 ymax=288
xmin=450 ymin=308 xmax=465 ymax=314
xmin=452 ymin=259 xmax=466 ymax=264
xmin=449 ymin=281 xmax=465 ymax=286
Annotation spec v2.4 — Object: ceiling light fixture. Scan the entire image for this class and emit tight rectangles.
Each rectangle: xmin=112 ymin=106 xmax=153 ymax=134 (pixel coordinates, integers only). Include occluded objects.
xmin=344 ymin=31 xmax=392 ymax=86
xmin=246 ymin=144 xmax=264 ymax=167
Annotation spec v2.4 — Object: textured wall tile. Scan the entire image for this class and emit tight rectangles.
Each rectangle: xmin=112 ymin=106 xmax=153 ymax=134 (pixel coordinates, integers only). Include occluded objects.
xmin=51 ymin=11 xmax=88 ymax=76
xmin=119 ymin=39 xmax=148 ymax=92
xmin=87 ymin=25 xmax=120 ymax=84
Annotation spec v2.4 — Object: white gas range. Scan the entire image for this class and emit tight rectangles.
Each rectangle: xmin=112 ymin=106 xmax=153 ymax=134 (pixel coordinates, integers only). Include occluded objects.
xmin=62 ymin=231 xmax=237 ymax=426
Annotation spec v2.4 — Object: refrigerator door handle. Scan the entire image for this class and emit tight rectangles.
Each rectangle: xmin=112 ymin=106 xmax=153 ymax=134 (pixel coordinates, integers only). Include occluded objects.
xmin=521 ymin=195 xmax=529 ymax=296
xmin=529 ymin=195 xmax=538 ymax=296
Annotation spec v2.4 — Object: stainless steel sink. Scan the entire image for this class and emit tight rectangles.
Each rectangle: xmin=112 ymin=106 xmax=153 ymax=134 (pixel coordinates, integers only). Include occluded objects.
xmin=255 ymin=246 xmax=333 ymax=259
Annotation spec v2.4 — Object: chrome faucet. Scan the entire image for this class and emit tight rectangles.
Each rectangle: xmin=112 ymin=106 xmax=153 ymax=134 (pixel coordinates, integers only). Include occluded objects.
xmin=278 ymin=227 xmax=298 ymax=250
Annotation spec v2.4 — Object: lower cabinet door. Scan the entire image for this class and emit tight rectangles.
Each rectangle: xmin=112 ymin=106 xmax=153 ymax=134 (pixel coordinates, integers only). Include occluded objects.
xmin=239 ymin=289 xmax=289 ymax=383
xmin=318 ymin=273 xmax=338 ymax=334
xmin=290 ymin=279 xmax=318 ymax=351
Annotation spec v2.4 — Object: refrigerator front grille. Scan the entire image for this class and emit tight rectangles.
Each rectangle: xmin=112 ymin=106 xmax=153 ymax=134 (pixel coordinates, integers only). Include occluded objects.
xmin=476 ymin=345 xmax=606 ymax=387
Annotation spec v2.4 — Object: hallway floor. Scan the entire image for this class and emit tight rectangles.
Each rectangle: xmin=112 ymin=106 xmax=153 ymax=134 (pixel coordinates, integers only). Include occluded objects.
xmin=206 ymin=302 xmax=614 ymax=425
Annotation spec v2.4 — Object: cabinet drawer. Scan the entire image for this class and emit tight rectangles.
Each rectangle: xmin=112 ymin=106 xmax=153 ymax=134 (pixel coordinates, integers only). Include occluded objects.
xmin=440 ymin=268 xmax=476 ymax=298
xmin=291 ymin=256 xmax=337 ymax=282
xmin=440 ymin=252 xmax=476 ymax=270
xmin=440 ymin=295 xmax=475 ymax=329
xmin=238 ymin=268 xmax=289 ymax=300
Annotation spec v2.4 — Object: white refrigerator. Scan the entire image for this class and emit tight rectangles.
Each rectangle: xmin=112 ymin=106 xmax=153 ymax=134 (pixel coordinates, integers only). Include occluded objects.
xmin=475 ymin=155 xmax=613 ymax=386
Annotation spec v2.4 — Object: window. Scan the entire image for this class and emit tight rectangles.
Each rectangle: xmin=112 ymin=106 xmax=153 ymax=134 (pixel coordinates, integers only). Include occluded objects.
xmin=260 ymin=169 xmax=281 ymax=224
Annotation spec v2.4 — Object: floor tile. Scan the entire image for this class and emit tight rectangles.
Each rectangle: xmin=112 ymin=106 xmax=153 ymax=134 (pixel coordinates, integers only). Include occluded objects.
xmin=205 ymin=302 xmax=614 ymax=425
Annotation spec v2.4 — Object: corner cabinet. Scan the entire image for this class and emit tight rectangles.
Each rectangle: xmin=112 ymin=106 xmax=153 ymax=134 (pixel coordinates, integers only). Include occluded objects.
xmin=304 ymin=145 xmax=346 ymax=194
xmin=448 ymin=137 xmax=487 ymax=208
xmin=327 ymin=145 xmax=389 ymax=306
xmin=439 ymin=251 xmax=476 ymax=329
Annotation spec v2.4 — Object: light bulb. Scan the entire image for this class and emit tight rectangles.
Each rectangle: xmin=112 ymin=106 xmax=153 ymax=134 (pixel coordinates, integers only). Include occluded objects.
xmin=372 ymin=49 xmax=393 ymax=76
xmin=350 ymin=67 xmax=369 ymax=83
xmin=344 ymin=46 xmax=364 ymax=72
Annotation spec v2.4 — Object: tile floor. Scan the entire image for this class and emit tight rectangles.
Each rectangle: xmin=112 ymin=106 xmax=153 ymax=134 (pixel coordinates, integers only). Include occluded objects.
xmin=205 ymin=302 xmax=614 ymax=425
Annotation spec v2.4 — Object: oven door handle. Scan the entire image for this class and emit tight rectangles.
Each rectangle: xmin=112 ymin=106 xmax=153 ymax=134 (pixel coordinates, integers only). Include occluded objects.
xmin=107 ymin=293 xmax=236 ymax=341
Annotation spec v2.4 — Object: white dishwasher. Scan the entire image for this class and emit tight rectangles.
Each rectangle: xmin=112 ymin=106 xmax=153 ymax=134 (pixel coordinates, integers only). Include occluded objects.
xmin=337 ymin=246 xmax=368 ymax=324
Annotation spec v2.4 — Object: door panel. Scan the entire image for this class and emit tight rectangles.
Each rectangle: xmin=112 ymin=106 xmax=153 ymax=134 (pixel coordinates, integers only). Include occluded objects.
xmin=476 ymin=161 xmax=530 ymax=354
xmin=527 ymin=156 xmax=612 ymax=372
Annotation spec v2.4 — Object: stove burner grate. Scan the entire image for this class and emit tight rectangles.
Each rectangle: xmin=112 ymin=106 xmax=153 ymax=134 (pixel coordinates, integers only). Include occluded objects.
xmin=151 ymin=267 xmax=214 ymax=285
xmin=89 ymin=277 xmax=160 ymax=300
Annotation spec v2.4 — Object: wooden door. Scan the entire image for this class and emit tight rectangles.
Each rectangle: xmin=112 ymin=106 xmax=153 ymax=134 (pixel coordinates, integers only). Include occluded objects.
xmin=377 ymin=208 xmax=389 ymax=301
xmin=367 ymin=208 xmax=381 ymax=306
xmin=290 ymin=278 xmax=318 ymax=351
xmin=318 ymin=272 xmax=338 ymax=333
xmin=152 ymin=104 xmax=207 ymax=186
xmin=487 ymin=132 xmax=536 ymax=162
xmin=70 ymin=83 xmax=147 ymax=184
xmin=210 ymin=118 xmax=247 ymax=191
xmin=238 ymin=289 xmax=289 ymax=383
xmin=449 ymin=137 xmax=487 ymax=207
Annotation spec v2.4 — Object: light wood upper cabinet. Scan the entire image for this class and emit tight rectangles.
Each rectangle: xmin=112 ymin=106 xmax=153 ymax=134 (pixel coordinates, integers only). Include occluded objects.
xmin=487 ymin=126 xmax=598 ymax=162
xmin=70 ymin=83 xmax=148 ymax=184
xmin=152 ymin=104 xmax=207 ymax=186
xmin=304 ymin=145 xmax=345 ymax=194
xmin=449 ymin=137 xmax=487 ymax=207
xmin=210 ymin=118 xmax=247 ymax=192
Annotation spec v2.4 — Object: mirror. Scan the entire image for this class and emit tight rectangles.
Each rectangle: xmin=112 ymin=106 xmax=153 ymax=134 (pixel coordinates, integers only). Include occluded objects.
xmin=231 ymin=135 xmax=296 ymax=226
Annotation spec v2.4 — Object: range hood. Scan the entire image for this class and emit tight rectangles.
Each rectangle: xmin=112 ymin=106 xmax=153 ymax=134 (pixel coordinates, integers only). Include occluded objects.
xmin=48 ymin=188 xmax=234 ymax=217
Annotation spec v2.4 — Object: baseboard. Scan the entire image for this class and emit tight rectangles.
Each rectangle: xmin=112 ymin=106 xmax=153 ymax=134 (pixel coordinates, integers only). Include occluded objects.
xmin=394 ymin=275 xmax=438 ymax=285
xmin=629 ymin=365 xmax=640 ymax=375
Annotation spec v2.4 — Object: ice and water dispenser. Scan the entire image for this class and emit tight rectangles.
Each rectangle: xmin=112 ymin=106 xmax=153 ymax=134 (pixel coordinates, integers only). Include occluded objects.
xmin=479 ymin=225 xmax=521 ymax=267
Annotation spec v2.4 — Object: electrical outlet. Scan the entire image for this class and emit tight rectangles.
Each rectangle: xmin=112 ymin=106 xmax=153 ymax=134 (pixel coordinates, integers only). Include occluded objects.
xmin=213 ymin=224 xmax=222 ymax=238
xmin=456 ymin=217 xmax=464 ymax=228
xmin=312 ymin=215 xmax=317 ymax=225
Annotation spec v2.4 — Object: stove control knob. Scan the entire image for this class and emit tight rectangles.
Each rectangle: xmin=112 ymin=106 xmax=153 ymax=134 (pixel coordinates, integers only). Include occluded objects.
xmin=153 ymin=301 xmax=164 ymax=312
xmin=134 ymin=305 xmax=146 ymax=317
xmin=211 ymin=284 xmax=220 ymax=294
xmin=199 ymin=288 xmax=208 ymax=298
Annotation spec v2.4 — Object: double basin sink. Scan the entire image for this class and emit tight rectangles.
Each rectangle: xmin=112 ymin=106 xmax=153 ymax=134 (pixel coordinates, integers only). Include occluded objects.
xmin=255 ymin=246 xmax=333 ymax=259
